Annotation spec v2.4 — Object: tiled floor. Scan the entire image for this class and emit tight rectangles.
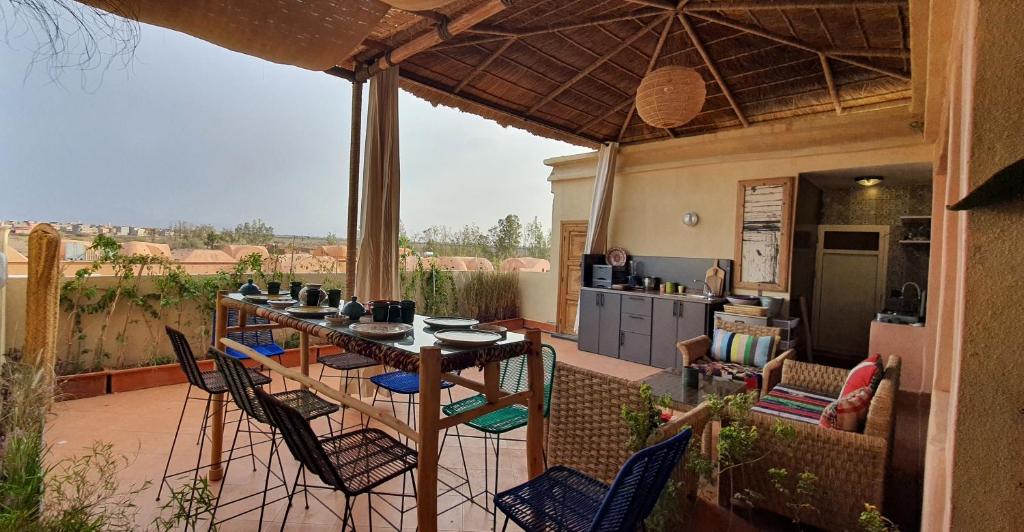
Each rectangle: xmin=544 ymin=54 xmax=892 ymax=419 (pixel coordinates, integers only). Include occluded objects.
xmin=45 ymin=333 xmax=926 ymax=531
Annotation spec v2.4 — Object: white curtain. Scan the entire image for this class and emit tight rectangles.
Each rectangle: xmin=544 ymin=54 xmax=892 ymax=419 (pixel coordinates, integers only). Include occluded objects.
xmin=355 ymin=67 xmax=401 ymax=303
xmin=574 ymin=142 xmax=619 ymax=332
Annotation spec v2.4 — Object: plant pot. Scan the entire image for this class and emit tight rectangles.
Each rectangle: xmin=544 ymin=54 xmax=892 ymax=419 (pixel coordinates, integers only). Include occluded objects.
xmin=56 ymin=370 xmax=109 ymax=401
xmin=108 ymin=362 xmax=188 ymax=393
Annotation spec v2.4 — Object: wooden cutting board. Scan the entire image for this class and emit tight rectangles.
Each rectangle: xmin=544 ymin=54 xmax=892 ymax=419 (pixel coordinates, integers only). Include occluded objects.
xmin=705 ymin=259 xmax=726 ymax=296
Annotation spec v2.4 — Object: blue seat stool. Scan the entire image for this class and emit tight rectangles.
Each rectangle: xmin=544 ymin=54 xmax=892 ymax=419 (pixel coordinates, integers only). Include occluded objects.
xmin=494 ymin=427 xmax=693 ymax=532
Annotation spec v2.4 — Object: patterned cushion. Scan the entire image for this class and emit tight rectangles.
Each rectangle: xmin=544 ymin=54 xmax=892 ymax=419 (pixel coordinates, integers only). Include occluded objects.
xmin=691 ymin=359 xmax=762 ymax=390
xmin=841 ymin=354 xmax=883 ymax=397
xmin=710 ymin=329 xmax=777 ymax=368
xmin=752 ymin=385 xmax=836 ymax=424
xmin=820 ymin=386 xmax=874 ymax=431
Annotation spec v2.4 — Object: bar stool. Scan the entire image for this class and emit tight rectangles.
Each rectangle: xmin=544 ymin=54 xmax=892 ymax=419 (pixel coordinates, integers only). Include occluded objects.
xmin=157 ymin=327 xmax=272 ymax=502
xmin=442 ymin=345 xmax=557 ymax=530
xmin=255 ymin=389 xmax=418 ymax=531
xmin=210 ymin=348 xmax=339 ymax=529
xmin=316 ymin=349 xmax=379 ymax=430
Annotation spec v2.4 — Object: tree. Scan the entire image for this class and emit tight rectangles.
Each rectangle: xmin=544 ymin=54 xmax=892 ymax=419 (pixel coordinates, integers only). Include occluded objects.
xmin=488 ymin=214 xmax=522 ymax=261
xmin=232 ymin=219 xmax=274 ymax=245
xmin=455 ymin=224 xmax=491 ymax=258
xmin=325 ymin=232 xmax=338 ymax=246
xmin=524 ymin=216 xmax=551 ymax=259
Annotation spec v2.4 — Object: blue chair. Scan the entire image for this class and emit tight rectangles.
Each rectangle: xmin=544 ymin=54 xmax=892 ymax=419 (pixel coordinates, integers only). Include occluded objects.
xmin=494 ymin=427 xmax=693 ymax=532
xmin=220 ymin=309 xmax=285 ymax=360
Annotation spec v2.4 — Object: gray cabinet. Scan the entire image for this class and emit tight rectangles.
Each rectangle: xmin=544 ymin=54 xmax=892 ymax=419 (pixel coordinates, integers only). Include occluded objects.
xmin=578 ymin=289 xmax=621 ymax=357
xmin=651 ymin=300 xmax=713 ymax=369
xmin=620 ymin=331 xmax=651 ymax=364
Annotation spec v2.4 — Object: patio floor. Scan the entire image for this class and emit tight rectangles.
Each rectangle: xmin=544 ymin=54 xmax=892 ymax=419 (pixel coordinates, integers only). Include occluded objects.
xmin=44 ymin=333 xmax=926 ymax=531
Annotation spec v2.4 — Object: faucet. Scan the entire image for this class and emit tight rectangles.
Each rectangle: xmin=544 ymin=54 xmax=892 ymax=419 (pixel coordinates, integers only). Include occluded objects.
xmin=693 ymin=279 xmax=714 ymax=299
xmin=900 ymin=282 xmax=926 ymax=318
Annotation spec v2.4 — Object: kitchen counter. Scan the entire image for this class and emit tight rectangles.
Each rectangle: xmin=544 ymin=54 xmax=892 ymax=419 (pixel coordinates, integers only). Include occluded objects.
xmin=580 ymin=286 xmax=726 ymax=305
xmin=869 ymin=320 xmax=930 ymax=393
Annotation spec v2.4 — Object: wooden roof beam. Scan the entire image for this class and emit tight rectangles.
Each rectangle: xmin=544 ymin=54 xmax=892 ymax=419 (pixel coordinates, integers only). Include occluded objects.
xmin=679 ymin=14 xmax=750 ymax=127
xmin=688 ymin=11 xmax=910 ymax=81
xmin=527 ymin=15 xmax=670 ymax=115
xmin=471 ymin=9 xmax=664 ymax=38
xmin=827 ymin=47 xmax=909 ymax=58
xmin=454 ymin=38 xmax=516 ymax=94
xmin=819 ymin=53 xmax=842 ymax=114
xmin=617 ymin=13 xmax=677 ymax=140
xmin=684 ymin=0 xmax=906 ymax=11
xmin=357 ymin=0 xmax=508 ymax=81
xmin=625 ymin=0 xmax=675 ymax=9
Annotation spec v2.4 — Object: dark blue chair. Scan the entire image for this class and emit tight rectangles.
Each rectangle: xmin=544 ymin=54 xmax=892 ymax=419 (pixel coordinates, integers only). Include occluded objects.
xmin=217 ymin=309 xmax=286 ymax=360
xmin=494 ymin=427 xmax=693 ymax=532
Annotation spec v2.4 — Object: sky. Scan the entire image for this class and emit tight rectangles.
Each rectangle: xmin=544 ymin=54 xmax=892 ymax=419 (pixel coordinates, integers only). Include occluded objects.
xmin=0 ymin=8 xmax=588 ymax=238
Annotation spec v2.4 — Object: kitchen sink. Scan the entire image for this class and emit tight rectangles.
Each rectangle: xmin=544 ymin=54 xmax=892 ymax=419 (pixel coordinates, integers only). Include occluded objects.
xmin=876 ymin=312 xmax=923 ymax=325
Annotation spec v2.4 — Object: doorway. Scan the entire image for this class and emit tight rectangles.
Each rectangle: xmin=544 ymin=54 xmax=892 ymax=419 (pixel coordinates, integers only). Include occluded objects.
xmin=813 ymin=225 xmax=890 ymax=357
xmin=556 ymin=220 xmax=588 ymax=335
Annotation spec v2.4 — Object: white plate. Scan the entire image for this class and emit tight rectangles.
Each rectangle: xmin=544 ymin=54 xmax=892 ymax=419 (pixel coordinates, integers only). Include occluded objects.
xmin=349 ymin=322 xmax=413 ymax=340
xmin=423 ymin=316 xmax=479 ymax=329
xmin=244 ymin=294 xmax=269 ymax=303
xmin=433 ymin=328 xmax=502 ymax=348
xmin=285 ymin=306 xmax=338 ymax=318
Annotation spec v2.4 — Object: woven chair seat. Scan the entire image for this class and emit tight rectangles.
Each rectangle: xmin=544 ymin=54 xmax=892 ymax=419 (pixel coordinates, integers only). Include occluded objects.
xmin=319 ymin=353 xmax=379 ymax=372
xmin=494 ymin=465 xmax=609 ymax=532
xmin=442 ymin=394 xmax=528 ymax=434
xmin=270 ymin=390 xmax=339 ymax=421
xmin=200 ymin=368 xmax=271 ymax=394
xmin=318 ymin=428 xmax=418 ymax=497
xmin=369 ymin=371 xmax=454 ymax=395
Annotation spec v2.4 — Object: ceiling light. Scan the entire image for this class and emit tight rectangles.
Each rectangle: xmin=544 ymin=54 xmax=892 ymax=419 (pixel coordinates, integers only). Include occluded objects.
xmin=855 ymin=176 xmax=884 ymax=187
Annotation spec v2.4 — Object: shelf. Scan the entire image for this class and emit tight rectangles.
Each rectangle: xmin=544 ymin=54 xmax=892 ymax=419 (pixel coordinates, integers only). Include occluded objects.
xmin=899 ymin=240 xmax=931 ymax=245
xmin=899 ymin=216 xmax=932 ymax=222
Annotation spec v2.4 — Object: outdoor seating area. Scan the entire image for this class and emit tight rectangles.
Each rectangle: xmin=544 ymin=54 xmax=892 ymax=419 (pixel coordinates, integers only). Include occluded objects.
xmin=2 ymin=0 xmax=1022 ymax=531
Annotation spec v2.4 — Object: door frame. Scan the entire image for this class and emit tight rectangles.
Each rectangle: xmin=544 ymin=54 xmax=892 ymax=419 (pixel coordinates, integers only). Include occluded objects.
xmin=812 ymin=224 xmax=890 ymax=354
xmin=556 ymin=220 xmax=589 ymax=335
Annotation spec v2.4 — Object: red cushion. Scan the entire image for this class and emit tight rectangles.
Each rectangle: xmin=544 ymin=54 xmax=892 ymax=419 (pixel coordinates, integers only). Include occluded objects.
xmin=841 ymin=354 xmax=883 ymax=397
xmin=820 ymin=386 xmax=874 ymax=431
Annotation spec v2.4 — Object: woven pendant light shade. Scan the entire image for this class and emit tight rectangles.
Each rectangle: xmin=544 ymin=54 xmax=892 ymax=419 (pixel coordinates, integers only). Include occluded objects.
xmin=635 ymin=66 xmax=706 ymax=129
xmin=383 ymin=0 xmax=455 ymax=9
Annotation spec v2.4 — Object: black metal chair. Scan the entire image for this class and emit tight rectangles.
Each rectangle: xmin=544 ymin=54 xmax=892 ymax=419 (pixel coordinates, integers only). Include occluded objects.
xmin=254 ymin=388 xmax=418 ymax=531
xmin=158 ymin=326 xmax=272 ymax=503
xmin=316 ymin=350 xmax=379 ymax=430
xmin=210 ymin=348 xmax=339 ymax=529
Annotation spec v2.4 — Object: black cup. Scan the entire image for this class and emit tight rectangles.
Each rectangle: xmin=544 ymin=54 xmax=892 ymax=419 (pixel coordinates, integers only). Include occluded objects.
xmin=372 ymin=303 xmax=389 ymax=322
xmin=267 ymin=281 xmax=281 ymax=295
xmin=684 ymin=367 xmax=699 ymax=389
xmin=289 ymin=281 xmax=303 ymax=300
xmin=327 ymin=289 xmax=342 ymax=308
xmin=400 ymin=300 xmax=416 ymax=325
xmin=387 ymin=303 xmax=402 ymax=323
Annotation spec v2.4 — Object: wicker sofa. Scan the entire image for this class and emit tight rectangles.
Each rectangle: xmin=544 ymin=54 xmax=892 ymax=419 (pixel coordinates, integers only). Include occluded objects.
xmin=545 ymin=363 xmax=711 ymax=505
xmin=677 ymin=319 xmax=796 ymax=396
xmin=727 ymin=356 xmax=902 ymax=531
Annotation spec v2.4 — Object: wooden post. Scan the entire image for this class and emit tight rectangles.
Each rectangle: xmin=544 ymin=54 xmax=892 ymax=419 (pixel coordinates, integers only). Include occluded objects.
xmin=416 ymin=346 xmax=442 ymax=532
xmin=0 ymin=225 xmax=9 ymax=357
xmin=483 ymin=360 xmax=501 ymax=402
xmin=525 ymin=328 xmax=545 ymax=479
xmin=299 ymin=331 xmax=310 ymax=390
xmin=345 ymin=81 xmax=363 ymax=298
xmin=209 ymin=290 xmax=228 ymax=481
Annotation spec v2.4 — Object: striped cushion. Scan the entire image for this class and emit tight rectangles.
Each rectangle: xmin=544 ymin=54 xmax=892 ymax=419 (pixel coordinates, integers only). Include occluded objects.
xmin=752 ymin=385 xmax=836 ymax=424
xmin=820 ymin=386 xmax=874 ymax=431
xmin=710 ymin=329 xmax=777 ymax=368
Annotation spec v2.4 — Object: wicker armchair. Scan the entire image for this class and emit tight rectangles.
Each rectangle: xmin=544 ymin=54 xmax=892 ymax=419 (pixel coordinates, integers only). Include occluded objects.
xmin=727 ymin=356 xmax=901 ymax=531
xmin=677 ymin=319 xmax=796 ymax=396
xmin=546 ymin=363 xmax=711 ymax=504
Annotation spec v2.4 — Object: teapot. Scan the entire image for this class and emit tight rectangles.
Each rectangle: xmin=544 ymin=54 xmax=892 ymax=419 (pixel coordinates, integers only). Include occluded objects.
xmin=297 ymin=283 xmax=328 ymax=307
xmin=342 ymin=296 xmax=366 ymax=320
xmin=239 ymin=279 xmax=262 ymax=295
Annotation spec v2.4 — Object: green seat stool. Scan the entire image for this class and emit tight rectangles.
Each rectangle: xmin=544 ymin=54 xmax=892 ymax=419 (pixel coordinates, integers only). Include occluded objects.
xmin=442 ymin=344 xmax=556 ymax=530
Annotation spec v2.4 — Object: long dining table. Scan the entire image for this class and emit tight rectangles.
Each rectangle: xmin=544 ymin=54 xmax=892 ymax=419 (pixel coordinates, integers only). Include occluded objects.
xmin=210 ymin=291 xmax=545 ymax=531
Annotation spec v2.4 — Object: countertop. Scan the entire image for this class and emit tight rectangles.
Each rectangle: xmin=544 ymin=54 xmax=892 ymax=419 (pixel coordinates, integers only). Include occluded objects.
xmin=581 ymin=286 xmax=726 ymax=305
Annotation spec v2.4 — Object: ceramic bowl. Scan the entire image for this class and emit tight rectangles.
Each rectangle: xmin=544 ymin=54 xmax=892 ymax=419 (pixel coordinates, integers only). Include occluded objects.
xmin=325 ymin=314 xmax=350 ymax=326
xmin=726 ymin=295 xmax=761 ymax=306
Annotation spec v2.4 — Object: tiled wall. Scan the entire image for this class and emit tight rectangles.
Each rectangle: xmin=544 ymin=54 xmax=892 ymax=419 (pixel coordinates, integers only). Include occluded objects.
xmin=821 ymin=184 xmax=932 ymax=298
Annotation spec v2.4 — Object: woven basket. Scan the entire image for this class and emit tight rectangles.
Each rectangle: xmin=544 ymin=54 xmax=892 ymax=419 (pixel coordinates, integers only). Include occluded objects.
xmin=635 ymin=66 xmax=706 ymax=129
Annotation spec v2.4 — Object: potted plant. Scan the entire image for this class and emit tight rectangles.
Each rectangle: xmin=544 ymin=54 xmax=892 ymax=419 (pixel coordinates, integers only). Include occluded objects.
xmin=108 ymin=354 xmax=214 ymax=393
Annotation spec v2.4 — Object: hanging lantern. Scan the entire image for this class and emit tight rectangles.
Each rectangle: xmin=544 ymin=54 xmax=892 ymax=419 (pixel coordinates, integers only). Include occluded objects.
xmin=635 ymin=66 xmax=706 ymax=129
xmin=383 ymin=0 xmax=456 ymax=9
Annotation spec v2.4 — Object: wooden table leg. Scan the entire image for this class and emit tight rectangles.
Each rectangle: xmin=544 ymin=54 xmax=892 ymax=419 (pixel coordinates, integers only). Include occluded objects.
xmin=300 ymin=331 xmax=310 ymax=390
xmin=417 ymin=346 xmax=441 ymax=532
xmin=524 ymin=328 xmax=545 ymax=479
xmin=209 ymin=290 xmax=228 ymax=481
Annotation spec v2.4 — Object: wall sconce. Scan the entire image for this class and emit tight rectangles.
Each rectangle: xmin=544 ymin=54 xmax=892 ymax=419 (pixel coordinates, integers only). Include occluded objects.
xmin=855 ymin=175 xmax=885 ymax=187
xmin=682 ymin=212 xmax=700 ymax=227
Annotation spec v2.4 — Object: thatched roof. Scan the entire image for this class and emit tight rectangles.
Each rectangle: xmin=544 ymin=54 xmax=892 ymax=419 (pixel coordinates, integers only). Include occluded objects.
xmin=341 ymin=0 xmax=912 ymax=147
xmin=84 ymin=0 xmax=913 ymax=147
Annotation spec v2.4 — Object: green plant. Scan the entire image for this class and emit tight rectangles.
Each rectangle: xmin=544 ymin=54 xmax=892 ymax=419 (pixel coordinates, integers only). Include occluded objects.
xmin=768 ymin=468 xmax=819 ymax=526
xmin=151 ymin=477 xmax=218 ymax=531
xmin=58 ymin=263 xmax=101 ymax=375
xmin=457 ymin=271 xmax=520 ymax=322
xmin=859 ymin=503 xmax=899 ymax=532
xmin=620 ymin=384 xmax=681 ymax=531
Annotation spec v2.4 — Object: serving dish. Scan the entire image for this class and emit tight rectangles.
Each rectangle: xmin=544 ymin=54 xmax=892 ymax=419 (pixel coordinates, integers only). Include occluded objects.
xmin=726 ymin=295 xmax=761 ymax=306
xmin=284 ymin=306 xmax=338 ymax=318
xmin=268 ymin=298 xmax=297 ymax=309
xmin=424 ymin=316 xmax=479 ymax=329
xmin=433 ymin=328 xmax=502 ymax=347
xmin=349 ymin=322 xmax=413 ymax=340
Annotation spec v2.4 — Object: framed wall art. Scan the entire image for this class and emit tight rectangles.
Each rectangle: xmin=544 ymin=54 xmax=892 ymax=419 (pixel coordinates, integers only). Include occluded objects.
xmin=734 ymin=176 xmax=795 ymax=292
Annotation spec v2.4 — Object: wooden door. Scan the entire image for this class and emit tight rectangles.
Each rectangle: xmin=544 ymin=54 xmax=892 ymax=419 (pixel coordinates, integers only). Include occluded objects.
xmin=556 ymin=220 xmax=589 ymax=334
xmin=813 ymin=225 xmax=889 ymax=356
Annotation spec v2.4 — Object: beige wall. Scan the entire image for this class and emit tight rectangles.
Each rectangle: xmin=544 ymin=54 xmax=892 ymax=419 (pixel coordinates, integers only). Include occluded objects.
xmin=546 ymin=108 xmax=934 ymax=313
xmin=518 ymin=271 xmax=556 ymax=325
xmin=920 ymin=1 xmax=1024 ymax=529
